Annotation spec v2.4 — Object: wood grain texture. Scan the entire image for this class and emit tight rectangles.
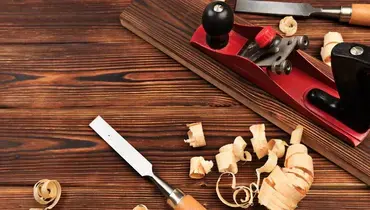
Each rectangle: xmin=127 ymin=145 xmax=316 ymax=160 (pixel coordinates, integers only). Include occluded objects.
xmin=0 ymin=109 xmax=367 ymax=210
xmin=0 ymin=0 xmax=369 ymax=209
xmin=119 ymin=0 xmax=370 ymax=185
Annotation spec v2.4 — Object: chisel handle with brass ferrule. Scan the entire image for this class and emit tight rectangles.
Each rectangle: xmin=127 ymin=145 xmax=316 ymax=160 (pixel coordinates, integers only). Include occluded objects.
xmin=150 ymin=174 xmax=206 ymax=210
xmin=315 ymin=4 xmax=370 ymax=26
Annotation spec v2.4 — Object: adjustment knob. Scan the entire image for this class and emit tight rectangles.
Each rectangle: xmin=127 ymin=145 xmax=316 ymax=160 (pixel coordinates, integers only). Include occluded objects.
xmin=255 ymin=26 xmax=277 ymax=48
xmin=202 ymin=1 xmax=234 ymax=49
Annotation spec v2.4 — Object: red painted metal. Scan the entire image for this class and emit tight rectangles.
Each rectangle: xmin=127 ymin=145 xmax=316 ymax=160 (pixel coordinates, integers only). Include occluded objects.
xmin=190 ymin=23 xmax=369 ymax=146
xmin=255 ymin=26 xmax=276 ymax=48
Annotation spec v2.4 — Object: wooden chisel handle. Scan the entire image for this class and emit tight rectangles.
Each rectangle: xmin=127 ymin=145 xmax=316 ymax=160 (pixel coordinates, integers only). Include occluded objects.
xmin=350 ymin=4 xmax=370 ymax=26
xmin=167 ymin=194 xmax=206 ymax=210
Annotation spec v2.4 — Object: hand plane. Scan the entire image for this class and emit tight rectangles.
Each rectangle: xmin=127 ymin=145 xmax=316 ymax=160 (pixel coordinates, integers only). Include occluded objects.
xmin=190 ymin=1 xmax=370 ymax=146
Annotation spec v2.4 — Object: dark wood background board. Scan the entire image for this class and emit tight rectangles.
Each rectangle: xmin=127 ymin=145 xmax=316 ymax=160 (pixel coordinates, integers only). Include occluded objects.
xmin=119 ymin=0 xmax=370 ymax=185
xmin=0 ymin=0 xmax=369 ymax=209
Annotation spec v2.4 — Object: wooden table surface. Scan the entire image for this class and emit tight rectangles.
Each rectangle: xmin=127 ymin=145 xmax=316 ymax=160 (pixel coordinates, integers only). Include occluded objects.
xmin=0 ymin=0 xmax=369 ymax=209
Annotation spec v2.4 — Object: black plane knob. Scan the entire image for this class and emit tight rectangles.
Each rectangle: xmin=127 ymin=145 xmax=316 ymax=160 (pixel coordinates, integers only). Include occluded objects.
xmin=202 ymin=1 xmax=234 ymax=49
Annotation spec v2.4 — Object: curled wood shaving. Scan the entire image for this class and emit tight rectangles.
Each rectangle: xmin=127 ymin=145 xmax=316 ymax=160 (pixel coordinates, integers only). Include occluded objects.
xmin=216 ymin=137 xmax=252 ymax=174
xmin=267 ymin=139 xmax=288 ymax=158
xmin=216 ymin=172 xmax=256 ymax=208
xmin=184 ymin=122 xmax=206 ymax=148
xmin=285 ymin=153 xmax=314 ymax=177
xmin=201 ymin=158 xmax=214 ymax=174
xmin=268 ymin=166 xmax=306 ymax=203
xmin=283 ymin=167 xmax=313 ymax=186
xmin=233 ymin=136 xmax=246 ymax=161
xmin=216 ymin=151 xmax=238 ymax=174
xmin=290 ymin=125 xmax=304 ymax=144
xmin=285 ymin=144 xmax=308 ymax=165
xmin=259 ymin=178 xmax=297 ymax=210
xmin=258 ymin=126 xmax=314 ymax=210
xmin=250 ymin=124 xmax=268 ymax=159
xmin=279 ymin=16 xmax=298 ymax=36
xmin=133 ymin=204 xmax=148 ymax=210
xmin=219 ymin=144 xmax=235 ymax=153
xmin=321 ymin=32 xmax=343 ymax=66
xmin=189 ymin=157 xmax=214 ymax=179
xmin=256 ymin=150 xmax=278 ymax=174
xmin=256 ymin=150 xmax=278 ymax=187
xmin=30 ymin=179 xmax=61 ymax=210
xmin=284 ymin=172 xmax=310 ymax=192
xmin=233 ymin=136 xmax=252 ymax=162
xmin=241 ymin=151 xmax=252 ymax=162
xmin=218 ymin=137 xmax=252 ymax=163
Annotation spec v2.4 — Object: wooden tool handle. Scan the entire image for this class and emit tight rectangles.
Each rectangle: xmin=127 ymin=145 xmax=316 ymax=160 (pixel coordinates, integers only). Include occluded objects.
xmin=350 ymin=4 xmax=370 ymax=26
xmin=170 ymin=195 xmax=206 ymax=210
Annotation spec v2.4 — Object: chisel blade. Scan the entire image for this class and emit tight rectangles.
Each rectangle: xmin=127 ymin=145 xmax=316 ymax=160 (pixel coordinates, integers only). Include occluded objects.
xmin=89 ymin=116 xmax=153 ymax=177
xmin=235 ymin=0 xmax=320 ymax=17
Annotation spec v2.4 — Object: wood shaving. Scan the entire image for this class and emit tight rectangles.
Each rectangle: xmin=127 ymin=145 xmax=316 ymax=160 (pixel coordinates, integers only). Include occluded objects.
xmin=219 ymin=144 xmax=235 ymax=153
xmin=283 ymin=167 xmax=313 ymax=185
xmin=30 ymin=179 xmax=62 ymax=210
xmin=133 ymin=204 xmax=148 ymax=210
xmin=267 ymin=139 xmax=288 ymax=158
xmin=284 ymin=172 xmax=310 ymax=192
xmin=216 ymin=172 xmax=256 ymax=208
xmin=233 ymin=136 xmax=252 ymax=162
xmin=241 ymin=151 xmax=252 ymax=162
xmin=285 ymin=153 xmax=314 ymax=177
xmin=256 ymin=150 xmax=278 ymax=187
xmin=250 ymin=124 xmax=268 ymax=159
xmin=285 ymin=143 xmax=308 ymax=165
xmin=184 ymin=122 xmax=206 ymax=148
xmin=258 ymin=141 xmax=314 ymax=209
xmin=233 ymin=136 xmax=246 ymax=161
xmin=267 ymin=166 xmax=306 ymax=203
xmin=216 ymin=151 xmax=238 ymax=174
xmin=320 ymin=32 xmax=343 ymax=66
xmin=214 ymin=124 xmax=314 ymax=210
xmin=259 ymin=178 xmax=297 ymax=210
xmin=189 ymin=156 xmax=214 ymax=179
xmin=256 ymin=150 xmax=278 ymax=174
xmin=279 ymin=16 xmax=298 ymax=36
xmin=215 ymin=137 xmax=252 ymax=174
xmin=290 ymin=125 xmax=304 ymax=144
xmin=201 ymin=158 xmax=214 ymax=174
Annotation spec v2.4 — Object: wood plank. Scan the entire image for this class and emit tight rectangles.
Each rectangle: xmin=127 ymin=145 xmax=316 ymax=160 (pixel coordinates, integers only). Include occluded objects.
xmin=0 ymin=108 xmax=363 ymax=187
xmin=1 ymin=186 xmax=368 ymax=210
xmin=0 ymin=43 xmax=241 ymax=108
xmin=0 ymin=0 xmax=368 ymax=55
xmin=119 ymin=0 xmax=370 ymax=185
xmin=0 ymin=0 xmax=130 ymax=26
xmin=0 ymin=108 xmax=367 ymax=209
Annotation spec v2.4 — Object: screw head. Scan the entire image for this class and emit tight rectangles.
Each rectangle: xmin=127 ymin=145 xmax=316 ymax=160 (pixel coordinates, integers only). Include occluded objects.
xmin=213 ymin=4 xmax=224 ymax=12
xmin=350 ymin=46 xmax=364 ymax=56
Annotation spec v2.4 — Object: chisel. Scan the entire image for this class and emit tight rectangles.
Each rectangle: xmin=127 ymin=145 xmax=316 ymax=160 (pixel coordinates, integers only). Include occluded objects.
xmin=89 ymin=116 xmax=206 ymax=210
xmin=235 ymin=0 xmax=370 ymax=27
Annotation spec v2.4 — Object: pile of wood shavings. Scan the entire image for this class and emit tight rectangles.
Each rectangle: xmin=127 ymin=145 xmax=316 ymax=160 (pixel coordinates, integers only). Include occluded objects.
xmin=215 ymin=124 xmax=314 ymax=209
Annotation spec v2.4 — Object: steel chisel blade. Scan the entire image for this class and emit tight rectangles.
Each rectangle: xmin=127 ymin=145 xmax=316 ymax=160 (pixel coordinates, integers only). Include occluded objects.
xmin=89 ymin=116 xmax=153 ymax=177
xmin=235 ymin=0 xmax=320 ymax=17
